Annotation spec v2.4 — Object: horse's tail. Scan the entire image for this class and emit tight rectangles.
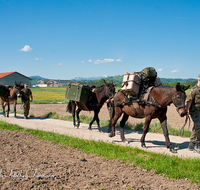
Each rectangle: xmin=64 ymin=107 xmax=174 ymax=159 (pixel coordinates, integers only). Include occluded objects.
xmin=66 ymin=100 xmax=72 ymax=113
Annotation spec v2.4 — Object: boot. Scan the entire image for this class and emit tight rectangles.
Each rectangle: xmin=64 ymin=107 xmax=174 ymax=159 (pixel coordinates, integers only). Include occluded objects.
xmin=188 ymin=141 xmax=195 ymax=151
xmin=194 ymin=142 xmax=200 ymax=154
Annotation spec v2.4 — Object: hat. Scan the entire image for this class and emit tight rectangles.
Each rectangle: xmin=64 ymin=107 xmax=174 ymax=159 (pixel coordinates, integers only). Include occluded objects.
xmin=24 ymin=83 xmax=28 ymax=87
xmin=198 ymin=74 xmax=200 ymax=78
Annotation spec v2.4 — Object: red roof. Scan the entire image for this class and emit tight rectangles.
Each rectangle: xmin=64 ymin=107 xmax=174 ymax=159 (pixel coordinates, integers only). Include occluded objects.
xmin=0 ymin=71 xmax=15 ymax=79
xmin=0 ymin=71 xmax=32 ymax=80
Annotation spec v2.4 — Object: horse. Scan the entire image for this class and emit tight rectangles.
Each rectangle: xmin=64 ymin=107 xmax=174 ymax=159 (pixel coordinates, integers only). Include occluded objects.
xmin=108 ymin=83 xmax=190 ymax=153
xmin=0 ymin=82 xmax=23 ymax=117
xmin=66 ymin=80 xmax=116 ymax=132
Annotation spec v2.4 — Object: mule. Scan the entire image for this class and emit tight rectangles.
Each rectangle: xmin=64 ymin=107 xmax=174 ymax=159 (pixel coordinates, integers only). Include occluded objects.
xmin=66 ymin=80 xmax=116 ymax=132
xmin=1 ymin=82 xmax=23 ymax=117
xmin=109 ymin=83 xmax=190 ymax=153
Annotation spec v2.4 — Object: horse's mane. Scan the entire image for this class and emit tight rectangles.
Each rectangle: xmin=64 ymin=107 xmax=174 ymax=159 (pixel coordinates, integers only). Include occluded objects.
xmin=94 ymin=85 xmax=106 ymax=93
xmin=155 ymin=85 xmax=185 ymax=93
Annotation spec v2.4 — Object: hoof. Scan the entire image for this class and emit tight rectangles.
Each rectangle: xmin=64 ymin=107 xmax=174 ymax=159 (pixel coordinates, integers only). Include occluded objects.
xmin=99 ymin=129 xmax=103 ymax=133
xmin=74 ymin=124 xmax=79 ymax=128
xmin=141 ymin=143 xmax=147 ymax=148
xmin=122 ymin=138 xmax=128 ymax=143
xmin=88 ymin=127 xmax=92 ymax=130
xmin=169 ymin=147 xmax=177 ymax=153
xmin=108 ymin=132 xmax=115 ymax=137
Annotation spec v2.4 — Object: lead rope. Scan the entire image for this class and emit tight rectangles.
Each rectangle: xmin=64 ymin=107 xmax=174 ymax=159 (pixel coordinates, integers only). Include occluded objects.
xmin=180 ymin=116 xmax=191 ymax=136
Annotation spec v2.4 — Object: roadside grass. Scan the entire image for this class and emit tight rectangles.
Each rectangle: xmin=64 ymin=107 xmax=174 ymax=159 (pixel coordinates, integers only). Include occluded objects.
xmin=42 ymin=112 xmax=192 ymax=138
xmin=0 ymin=120 xmax=199 ymax=186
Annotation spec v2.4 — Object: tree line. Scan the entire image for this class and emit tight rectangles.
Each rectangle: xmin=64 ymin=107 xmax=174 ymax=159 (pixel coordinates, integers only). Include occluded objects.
xmin=76 ymin=76 xmax=197 ymax=89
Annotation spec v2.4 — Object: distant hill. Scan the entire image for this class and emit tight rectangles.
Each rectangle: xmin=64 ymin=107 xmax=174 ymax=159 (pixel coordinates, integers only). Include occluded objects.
xmin=71 ymin=76 xmax=107 ymax=81
xmin=105 ymin=75 xmax=197 ymax=84
xmin=29 ymin=75 xmax=197 ymax=87
xmin=29 ymin=75 xmax=50 ymax=80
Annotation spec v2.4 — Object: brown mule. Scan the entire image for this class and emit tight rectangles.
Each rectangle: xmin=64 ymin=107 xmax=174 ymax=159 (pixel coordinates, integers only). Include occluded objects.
xmin=109 ymin=83 xmax=190 ymax=153
xmin=1 ymin=82 xmax=23 ymax=117
xmin=66 ymin=80 xmax=116 ymax=132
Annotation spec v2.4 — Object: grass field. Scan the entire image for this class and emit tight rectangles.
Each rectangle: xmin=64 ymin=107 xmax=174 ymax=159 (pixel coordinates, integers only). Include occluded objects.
xmin=17 ymin=87 xmax=69 ymax=104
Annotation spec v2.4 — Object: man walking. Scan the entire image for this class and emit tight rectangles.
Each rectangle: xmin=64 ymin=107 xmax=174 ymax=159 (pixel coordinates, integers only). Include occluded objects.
xmin=20 ymin=83 xmax=33 ymax=119
xmin=186 ymin=74 xmax=200 ymax=153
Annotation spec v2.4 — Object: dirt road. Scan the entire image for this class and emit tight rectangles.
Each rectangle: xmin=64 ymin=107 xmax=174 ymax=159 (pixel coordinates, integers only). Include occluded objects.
xmin=24 ymin=103 xmax=191 ymax=131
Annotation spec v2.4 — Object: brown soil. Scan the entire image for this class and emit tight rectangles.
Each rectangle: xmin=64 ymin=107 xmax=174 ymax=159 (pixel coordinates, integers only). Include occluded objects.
xmin=0 ymin=104 xmax=197 ymax=189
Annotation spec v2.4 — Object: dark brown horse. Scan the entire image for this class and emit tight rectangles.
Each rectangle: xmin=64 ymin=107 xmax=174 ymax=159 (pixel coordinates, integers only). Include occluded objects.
xmin=66 ymin=80 xmax=116 ymax=132
xmin=109 ymin=83 xmax=190 ymax=153
xmin=1 ymin=82 xmax=23 ymax=117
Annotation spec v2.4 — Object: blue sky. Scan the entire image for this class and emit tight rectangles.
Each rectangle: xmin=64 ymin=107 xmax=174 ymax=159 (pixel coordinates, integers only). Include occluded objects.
xmin=0 ymin=0 xmax=200 ymax=80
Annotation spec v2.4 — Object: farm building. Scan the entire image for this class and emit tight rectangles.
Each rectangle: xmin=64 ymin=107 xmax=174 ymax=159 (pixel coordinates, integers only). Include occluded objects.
xmin=0 ymin=71 xmax=32 ymax=86
xmin=37 ymin=79 xmax=72 ymax=87
xmin=37 ymin=79 xmax=49 ymax=87
xmin=48 ymin=80 xmax=72 ymax=87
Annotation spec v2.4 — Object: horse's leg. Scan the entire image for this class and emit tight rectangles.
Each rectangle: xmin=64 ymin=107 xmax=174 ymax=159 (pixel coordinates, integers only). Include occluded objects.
xmin=140 ymin=116 xmax=152 ymax=148
xmin=88 ymin=115 xmax=95 ymax=130
xmin=71 ymin=102 xmax=77 ymax=127
xmin=120 ymin=113 xmax=129 ymax=142
xmin=7 ymin=101 xmax=10 ymax=117
xmin=88 ymin=110 xmax=98 ymax=131
xmin=109 ymin=107 xmax=122 ymax=137
xmin=76 ymin=108 xmax=81 ymax=128
xmin=158 ymin=115 xmax=176 ymax=153
xmin=1 ymin=100 xmax=6 ymax=117
xmin=14 ymin=100 xmax=17 ymax=118
xmin=91 ymin=109 xmax=103 ymax=132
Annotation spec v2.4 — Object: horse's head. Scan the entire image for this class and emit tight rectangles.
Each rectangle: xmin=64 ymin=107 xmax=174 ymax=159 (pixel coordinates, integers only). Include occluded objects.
xmin=172 ymin=83 xmax=190 ymax=117
xmin=104 ymin=80 xmax=116 ymax=99
xmin=11 ymin=82 xmax=22 ymax=98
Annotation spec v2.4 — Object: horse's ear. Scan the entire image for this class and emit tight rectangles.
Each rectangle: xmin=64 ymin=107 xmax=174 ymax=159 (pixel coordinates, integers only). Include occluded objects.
xmin=15 ymin=81 xmax=17 ymax=86
xmin=184 ymin=85 xmax=190 ymax=91
xmin=176 ymin=83 xmax=181 ymax=91
xmin=104 ymin=80 xmax=108 ymax=85
xmin=19 ymin=82 xmax=21 ymax=85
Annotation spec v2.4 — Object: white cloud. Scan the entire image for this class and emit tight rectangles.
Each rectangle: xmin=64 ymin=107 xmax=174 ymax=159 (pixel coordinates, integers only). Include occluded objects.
xmin=81 ymin=61 xmax=84 ymax=63
xmin=93 ymin=58 xmax=114 ymax=64
xmin=171 ymin=70 xmax=179 ymax=73
xmin=35 ymin=58 xmax=43 ymax=60
xmin=158 ymin=68 xmax=163 ymax=72
xmin=54 ymin=63 xmax=63 ymax=66
xmin=19 ymin=45 xmax=33 ymax=52
xmin=115 ymin=59 xmax=122 ymax=62
xmin=88 ymin=59 xmax=92 ymax=62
